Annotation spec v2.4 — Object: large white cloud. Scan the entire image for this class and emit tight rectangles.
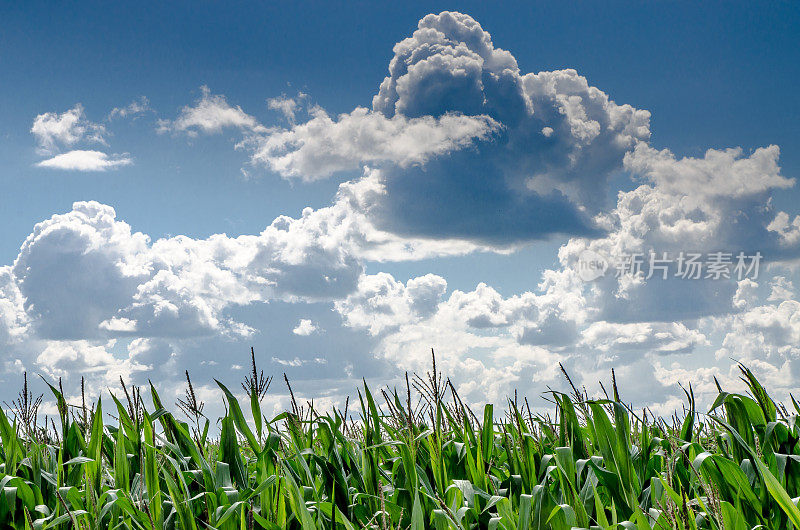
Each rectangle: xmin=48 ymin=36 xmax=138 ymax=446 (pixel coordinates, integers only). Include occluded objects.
xmin=320 ymin=97 xmax=798 ymax=409
xmin=550 ymin=144 xmax=799 ymax=324
xmin=13 ymin=202 xmax=151 ymax=339
xmin=0 ymin=197 xmax=370 ymax=401
xmin=5 ymin=178 xmax=504 ymax=360
xmin=10 ymin=200 xmax=365 ymax=342
xmin=626 ymin=143 xmax=793 ymax=199
xmin=717 ymin=297 xmax=800 ymax=371
xmin=248 ymin=11 xmax=650 ymax=244
xmin=333 ymin=271 xmax=679 ymax=403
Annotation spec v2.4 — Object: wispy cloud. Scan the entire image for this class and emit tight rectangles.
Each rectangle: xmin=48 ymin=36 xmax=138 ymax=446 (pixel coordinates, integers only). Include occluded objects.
xmin=271 ymin=356 xmax=327 ymax=367
xmin=267 ymin=92 xmax=307 ymax=124
xmin=108 ymin=96 xmax=152 ymax=120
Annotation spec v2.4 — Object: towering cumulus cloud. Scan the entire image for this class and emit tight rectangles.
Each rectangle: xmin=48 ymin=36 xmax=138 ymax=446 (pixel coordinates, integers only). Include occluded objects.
xmin=252 ymin=12 xmax=650 ymax=244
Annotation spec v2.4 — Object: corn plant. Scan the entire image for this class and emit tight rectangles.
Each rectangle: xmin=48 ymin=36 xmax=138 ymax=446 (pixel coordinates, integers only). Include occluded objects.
xmin=1 ymin=350 xmax=799 ymax=529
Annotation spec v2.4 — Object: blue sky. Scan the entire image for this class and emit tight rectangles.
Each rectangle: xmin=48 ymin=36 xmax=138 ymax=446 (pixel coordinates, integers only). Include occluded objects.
xmin=1 ymin=2 xmax=799 ymax=416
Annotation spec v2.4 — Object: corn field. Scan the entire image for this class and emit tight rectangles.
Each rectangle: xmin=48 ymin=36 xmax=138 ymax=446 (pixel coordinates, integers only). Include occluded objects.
xmin=2 ymin=350 xmax=800 ymax=530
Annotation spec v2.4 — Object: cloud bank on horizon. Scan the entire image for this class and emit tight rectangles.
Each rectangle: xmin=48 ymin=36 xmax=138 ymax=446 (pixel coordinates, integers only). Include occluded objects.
xmin=4 ymin=11 xmax=800 ymax=417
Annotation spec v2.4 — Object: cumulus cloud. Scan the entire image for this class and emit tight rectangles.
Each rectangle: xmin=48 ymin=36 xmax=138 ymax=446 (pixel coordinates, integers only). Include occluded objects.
xmin=550 ymin=143 xmax=799 ymax=323
xmin=767 ymin=211 xmax=800 ymax=248
xmin=719 ymin=299 xmax=800 ymax=362
xmin=625 ymin=143 xmax=793 ymax=199
xmin=36 ymin=150 xmax=132 ymax=171
xmin=159 ymin=86 xmax=266 ymax=136
xmin=248 ymin=11 xmax=650 ymax=244
xmin=13 ymin=201 xmax=152 ymax=339
xmin=335 ymin=272 xmax=448 ymax=336
xmin=0 ymin=197 xmax=380 ymax=402
xmin=292 ymin=318 xmax=319 ymax=336
xmin=542 ymin=138 xmax=799 ymax=402
xmin=4 ymin=174 xmax=503 ymax=361
xmin=733 ymin=278 xmax=759 ymax=310
xmin=8 ymin=196 xmax=384 ymax=344
xmin=768 ymin=276 xmax=795 ymax=302
xmin=31 ymin=104 xmax=106 ymax=155
xmin=713 ymin=290 xmax=800 ymax=399
xmin=36 ymin=339 xmax=147 ymax=382
xmin=0 ymin=267 xmax=29 ymax=345
xmin=334 ymin=270 xmax=671 ymax=403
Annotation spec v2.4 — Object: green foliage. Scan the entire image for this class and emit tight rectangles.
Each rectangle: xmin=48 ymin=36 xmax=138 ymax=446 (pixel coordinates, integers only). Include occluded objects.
xmin=1 ymin=358 xmax=799 ymax=529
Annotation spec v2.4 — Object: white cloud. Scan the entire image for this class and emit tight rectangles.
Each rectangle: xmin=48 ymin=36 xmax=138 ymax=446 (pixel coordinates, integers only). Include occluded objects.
xmin=551 ymin=143 xmax=799 ymax=324
xmin=13 ymin=201 xmax=152 ymax=339
xmin=245 ymin=11 xmax=650 ymax=243
xmin=127 ymin=337 xmax=176 ymax=370
xmin=292 ymin=318 xmax=318 ymax=336
xmin=108 ymin=96 xmax=151 ymax=120
xmin=578 ymin=321 xmax=708 ymax=356
xmin=31 ymin=104 xmax=136 ymax=171
xmin=335 ymin=271 xmax=590 ymax=403
xmin=767 ymin=211 xmax=800 ymax=248
xmin=0 ymin=267 xmax=29 ymax=345
xmin=768 ymin=276 xmax=794 ymax=302
xmin=99 ymin=317 xmax=138 ymax=332
xmin=36 ymin=150 xmax=132 ymax=171
xmin=651 ymin=362 xmax=727 ymax=397
xmin=733 ymin=278 xmax=759 ymax=309
xmin=2 ymin=180 xmax=488 ymax=354
xmin=250 ymin=106 xmax=500 ymax=181
xmin=625 ymin=143 xmax=793 ymax=199
xmin=9 ymin=198 xmax=373 ymax=342
xmin=159 ymin=86 xmax=266 ymax=136
xmin=271 ymin=356 xmax=327 ymax=366
xmin=712 ymin=292 xmax=800 ymax=400
xmin=267 ymin=93 xmax=306 ymax=124
xmin=36 ymin=339 xmax=149 ymax=388
xmin=31 ymin=104 xmax=106 ymax=155
xmin=719 ymin=299 xmax=800 ymax=361
xmin=336 ymin=272 xmax=447 ymax=336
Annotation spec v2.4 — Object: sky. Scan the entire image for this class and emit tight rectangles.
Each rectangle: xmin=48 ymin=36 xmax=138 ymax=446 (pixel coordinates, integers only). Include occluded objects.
xmin=1 ymin=1 xmax=799 ymax=419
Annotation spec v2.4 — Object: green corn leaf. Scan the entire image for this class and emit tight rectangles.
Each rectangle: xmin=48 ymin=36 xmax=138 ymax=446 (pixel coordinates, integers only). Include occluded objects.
xmin=215 ymin=379 xmax=260 ymax=452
